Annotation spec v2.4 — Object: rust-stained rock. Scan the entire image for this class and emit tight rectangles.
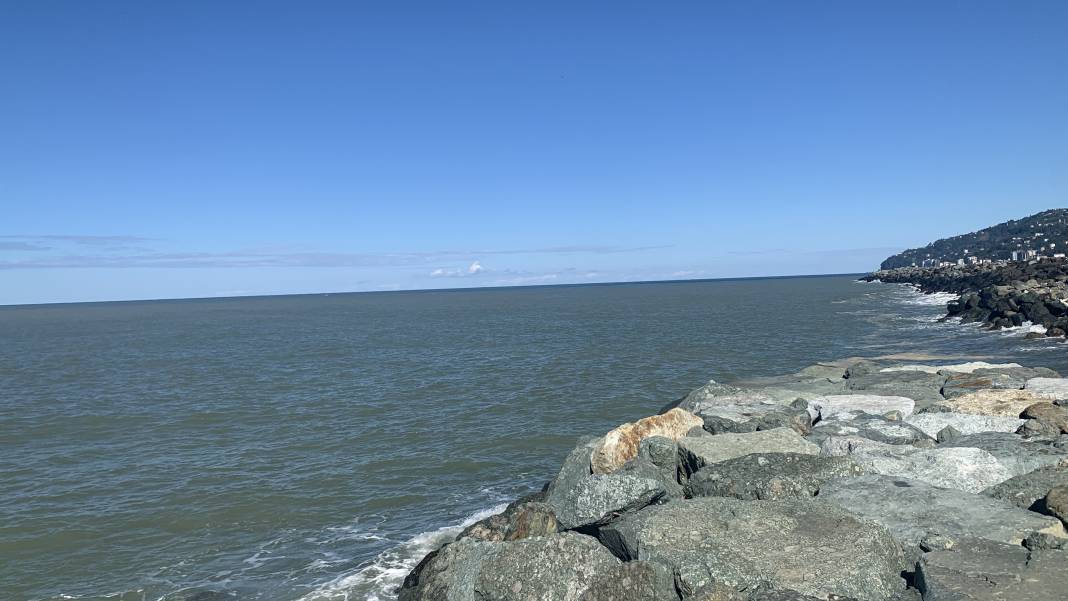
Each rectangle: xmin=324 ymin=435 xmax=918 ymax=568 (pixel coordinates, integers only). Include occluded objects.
xmin=591 ymin=408 xmax=702 ymax=474
xmin=941 ymin=389 xmax=1053 ymax=417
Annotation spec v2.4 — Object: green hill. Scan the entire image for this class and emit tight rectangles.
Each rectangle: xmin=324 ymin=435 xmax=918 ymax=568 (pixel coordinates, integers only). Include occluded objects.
xmin=880 ymin=208 xmax=1068 ymax=269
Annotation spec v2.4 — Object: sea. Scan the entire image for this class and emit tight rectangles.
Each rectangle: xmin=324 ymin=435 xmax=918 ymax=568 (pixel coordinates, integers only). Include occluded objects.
xmin=2 ymin=274 xmax=1065 ymax=601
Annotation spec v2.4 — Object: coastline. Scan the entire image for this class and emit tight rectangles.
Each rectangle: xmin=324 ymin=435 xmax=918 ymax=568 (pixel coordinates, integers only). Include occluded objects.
xmin=862 ymin=260 xmax=1068 ymax=338
xmin=397 ymin=356 xmax=1068 ymax=601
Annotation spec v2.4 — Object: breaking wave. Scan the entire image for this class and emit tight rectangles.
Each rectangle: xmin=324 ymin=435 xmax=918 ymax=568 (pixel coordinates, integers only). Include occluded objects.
xmin=298 ymin=504 xmax=507 ymax=601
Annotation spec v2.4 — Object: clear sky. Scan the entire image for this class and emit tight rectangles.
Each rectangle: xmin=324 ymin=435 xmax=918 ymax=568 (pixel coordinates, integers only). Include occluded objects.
xmin=2 ymin=2 xmax=1066 ymax=304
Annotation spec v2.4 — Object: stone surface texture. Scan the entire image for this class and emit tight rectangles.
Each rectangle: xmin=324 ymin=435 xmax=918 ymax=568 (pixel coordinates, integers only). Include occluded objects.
xmin=597 ymin=497 xmax=905 ymax=601
xmin=591 ymin=409 xmax=703 ymax=474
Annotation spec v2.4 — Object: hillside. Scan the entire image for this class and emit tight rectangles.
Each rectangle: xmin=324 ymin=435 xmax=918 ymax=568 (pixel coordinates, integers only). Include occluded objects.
xmin=880 ymin=208 xmax=1068 ymax=269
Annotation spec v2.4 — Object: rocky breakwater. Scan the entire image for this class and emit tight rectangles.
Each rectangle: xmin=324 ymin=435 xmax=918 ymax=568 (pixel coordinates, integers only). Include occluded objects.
xmin=862 ymin=260 xmax=1068 ymax=337
xmin=399 ymin=358 xmax=1068 ymax=601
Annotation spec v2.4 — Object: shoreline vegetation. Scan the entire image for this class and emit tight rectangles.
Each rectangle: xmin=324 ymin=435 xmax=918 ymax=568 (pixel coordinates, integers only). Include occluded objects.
xmin=397 ymin=355 xmax=1068 ymax=600
xmin=862 ymin=259 xmax=1068 ymax=338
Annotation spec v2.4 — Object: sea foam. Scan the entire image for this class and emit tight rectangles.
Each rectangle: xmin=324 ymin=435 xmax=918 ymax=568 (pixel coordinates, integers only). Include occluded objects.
xmin=298 ymin=503 xmax=507 ymax=601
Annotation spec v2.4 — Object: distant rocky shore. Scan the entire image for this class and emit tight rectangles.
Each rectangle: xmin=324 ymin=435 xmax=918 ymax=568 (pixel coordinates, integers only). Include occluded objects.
xmin=862 ymin=259 xmax=1068 ymax=337
xmin=398 ymin=357 xmax=1068 ymax=601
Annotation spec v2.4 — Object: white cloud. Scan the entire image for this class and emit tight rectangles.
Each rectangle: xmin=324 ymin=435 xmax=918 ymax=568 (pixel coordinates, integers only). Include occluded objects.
xmin=430 ymin=260 xmax=486 ymax=278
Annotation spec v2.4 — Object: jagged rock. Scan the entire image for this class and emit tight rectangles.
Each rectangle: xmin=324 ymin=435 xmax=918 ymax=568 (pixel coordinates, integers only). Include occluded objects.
xmin=940 ymin=389 xmax=1053 ymax=417
xmin=819 ymin=436 xmax=1013 ymax=492
xmin=1044 ymin=485 xmax=1068 ymax=525
xmin=939 ymin=431 xmax=1068 ymax=476
xmin=636 ymin=435 xmax=677 ymax=469
xmin=940 ymin=366 xmax=1060 ymax=398
xmin=936 ymin=425 xmax=962 ymax=443
xmin=1024 ymin=531 xmax=1068 ymax=550
xmin=683 ymin=452 xmax=864 ymax=500
xmin=905 ymin=412 xmax=1026 ymax=438
xmin=459 ymin=495 xmax=557 ymax=542
xmin=597 ymin=497 xmax=905 ymax=601
xmin=916 ymin=537 xmax=1068 ymax=600
xmin=698 ymin=403 xmax=812 ymax=436
xmin=820 ymin=435 xmax=920 ymax=460
xmin=677 ymin=382 xmax=786 ymax=414
xmin=1020 ymin=401 xmax=1068 ymax=434
xmin=398 ymin=532 xmax=621 ymax=601
xmin=545 ymin=437 xmax=599 ymax=511
xmin=677 ymin=428 xmax=819 ymax=478
xmin=618 ymin=436 xmax=685 ymax=498
xmin=677 ymin=581 xmax=747 ymax=600
xmin=577 ymin=560 xmax=678 ymax=601
xmin=844 ymin=371 xmax=947 ymax=404
xmin=844 ymin=360 xmax=879 ymax=379
xmin=1025 ymin=377 xmax=1068 ymax=399
xmin=550 ymin=473 xmax=665 ymax=530
xmin=591 ymin=409 xmax=703 ymax=474
xmin=808 ymin=395 xmax=916 ymax=419
xmin=816 ymin=475 xmax=1067 ymax=547
xmin=808 ymin=413 xmax=931 ymax=446
xmin=982 ymin=465 xmax=1068 ymax=509
xmin=940 ymin=371 xmax=1025 ymax=399
xmin=1017 ymin=418 xmax=1063 ymax=438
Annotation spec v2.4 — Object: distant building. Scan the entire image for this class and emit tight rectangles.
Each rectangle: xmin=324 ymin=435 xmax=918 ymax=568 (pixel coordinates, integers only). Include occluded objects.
xmin=1012 ymin=249 xmax=1038 ymax=261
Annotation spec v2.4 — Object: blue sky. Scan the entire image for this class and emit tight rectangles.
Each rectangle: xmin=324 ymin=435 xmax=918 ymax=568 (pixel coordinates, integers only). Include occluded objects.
xmin=2 ymin=2 xmax=1066 ymax=304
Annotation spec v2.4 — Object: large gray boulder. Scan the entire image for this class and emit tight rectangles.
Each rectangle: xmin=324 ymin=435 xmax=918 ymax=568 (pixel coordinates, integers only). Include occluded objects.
xmin=677 ymin=381 xmax=787 ymax=414
xmin=808 ymin=413 xmax=932 ymax=446
xmin=808 ymin=395 xmax=917 ymax=419
xmin=816 ymin=475 xmax=1067 ymax=547
xmin=982 ymin=465 xmax=1068 ymax=510
xmin=1019 ymin=401 xmax=1068 ymax=436
xmin=1025 ymin=377 xmax=1068 ymax=399
xmin=684 ymin=452 xmax=865 ymax=500
xmin=398 ymin=532 xmax=621 ymax=601
xmin=678 ymin=380 xmax=843 ymax=416
xmin=676 ymin=428 xmax=819 ymax=477
xmin=938 ymin=431 xmax=1068 ymax=476
xmin=905 ymin=412 xmax=1025 ymax=438
xmin=550 ymin=473 xmax=666 ymax=530
xmin=819 ymin=436 xmax=1013 ymax=492
xmin=545 ymin=437 xmax=599 ymax=509
xmin=844 ymin=371 xmax=948 ymax=404
xmin=698 ymin=403 xmax=813 ymax=436
xmin=459 ymin=495 xmax=557 ymax=542
xmin=596 ymin=497 xmax=905 ymax=601
xmin=617 ymin=436 xmax=685 ymax=499
xmin=916 ymin=537 xmax=1068 ymax=600
xmin=576 ymin=560 xmax=678 ymax=601
xmin=938 ymin=366 xmax=1058 ymax=399
xmin=1044 ymin=485 xmax=1068 ymax=526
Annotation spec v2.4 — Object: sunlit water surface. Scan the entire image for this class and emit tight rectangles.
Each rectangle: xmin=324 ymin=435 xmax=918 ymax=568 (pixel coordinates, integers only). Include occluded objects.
xmin=2 ymin=276 xmax=1064 ymax=601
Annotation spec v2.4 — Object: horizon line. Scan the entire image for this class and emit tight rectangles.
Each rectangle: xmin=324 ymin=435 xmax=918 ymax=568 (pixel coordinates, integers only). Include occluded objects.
xmin=0 ymin=271 xmax=870 ymax=309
